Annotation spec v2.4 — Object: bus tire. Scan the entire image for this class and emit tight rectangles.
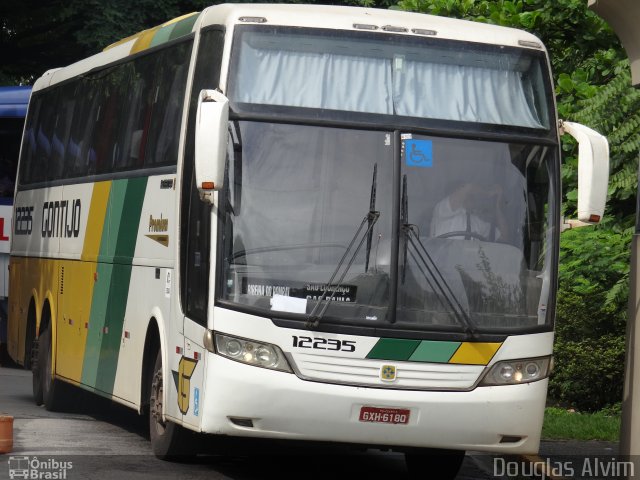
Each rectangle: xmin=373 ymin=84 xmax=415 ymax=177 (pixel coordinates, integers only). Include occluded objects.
xmin=149 ymin=350 xmax=191 ymax=460
xmin=23 ymin=304 xmax=36 ymax=370
xmin=404 ymin=448 xmax=465 ymax=480
xmin=40 ymin=323 xmax=68 ymax=411
xmin=32 ymin=334 xmax=43 ymax=406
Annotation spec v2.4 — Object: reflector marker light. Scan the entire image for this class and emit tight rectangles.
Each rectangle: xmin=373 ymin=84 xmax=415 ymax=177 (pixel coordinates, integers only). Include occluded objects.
xmin=518 ymin=39 xmax=542 ymax=49
xmin=239 ymin=16 xmax=267 ymax=23
xmin=382 ymin=25 xmax=408 ymax=33
xmin=412 ymin=28 xmax=437 ymax=36
xmin=353 ymin=23 xmax=378 ymax=31
xmin=201 ymin=182 xmax=215 ymax=190
xmin=589 ymin=214 xmax=601 ymax=223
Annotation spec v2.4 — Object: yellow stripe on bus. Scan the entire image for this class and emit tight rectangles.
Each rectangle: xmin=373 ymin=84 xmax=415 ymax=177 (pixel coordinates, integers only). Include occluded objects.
xmin=131 ymin=26 xmax=160 ymax=54
xmin=55 ymin=260 xmax=97 ymax=383
xmin=449 ymin=342 xmax=502 ymax=365
xmin=81 ymin=181 xmax=111 ymax=262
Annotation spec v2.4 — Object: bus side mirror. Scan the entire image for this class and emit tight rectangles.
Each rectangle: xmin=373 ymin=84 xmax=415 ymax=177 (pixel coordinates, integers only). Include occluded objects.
xmin=195 ymin=89 xmax=229 ymax=203
xmin=560 ymin=120 xmax=609 ymax=224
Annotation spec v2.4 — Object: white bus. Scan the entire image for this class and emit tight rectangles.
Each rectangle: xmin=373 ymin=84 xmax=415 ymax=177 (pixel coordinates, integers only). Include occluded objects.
xmin=8 ymin=4 xmax=608 ymax=477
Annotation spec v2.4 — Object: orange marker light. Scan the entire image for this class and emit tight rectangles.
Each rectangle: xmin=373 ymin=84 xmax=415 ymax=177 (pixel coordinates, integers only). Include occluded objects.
xmin=201 ymin=182 xmax=215 ymax=190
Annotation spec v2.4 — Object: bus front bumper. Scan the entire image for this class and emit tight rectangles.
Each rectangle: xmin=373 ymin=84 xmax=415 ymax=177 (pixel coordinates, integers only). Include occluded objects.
xmin=199 ymin=353 xmax=547 ymax=454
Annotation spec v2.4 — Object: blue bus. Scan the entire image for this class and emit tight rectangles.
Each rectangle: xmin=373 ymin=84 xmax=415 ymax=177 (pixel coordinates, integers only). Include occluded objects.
xmin=0 ymin=86 xmax=30 ymax=364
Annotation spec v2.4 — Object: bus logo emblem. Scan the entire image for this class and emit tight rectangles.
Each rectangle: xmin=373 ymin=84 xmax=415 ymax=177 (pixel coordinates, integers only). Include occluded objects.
xmin=380 ymin=365 xmax=397 ymax=382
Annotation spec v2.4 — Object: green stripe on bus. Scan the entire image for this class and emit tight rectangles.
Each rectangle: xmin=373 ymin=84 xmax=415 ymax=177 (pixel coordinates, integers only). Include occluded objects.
xmin=114 ymin=177 xmax=148 ymax=263
xmin=408 ymin=340 xmax=461 ymax=363
xmin=366 ymin=338 xmax=421 ymax=361
xmin=149 ymin=24 xmax=176 ymax=48
xmin=168 ymin=14 xmax=198 ymax=41
xmin=95 ymin=264 xmax=133 ymax=393
xmin=83 ymin=178 xmax=148 ymax=394
xmin=96 ymin=178 xmax=147 ymax=395
xmin=81 ymin=262 xmax=113 ymax=388
xmin=98 ymin=180 xmax=128 ymax=263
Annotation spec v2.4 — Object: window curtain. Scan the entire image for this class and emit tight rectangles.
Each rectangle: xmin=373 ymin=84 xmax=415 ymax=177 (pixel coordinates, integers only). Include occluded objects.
xmin=235 ymin=42 xmax=543 ymax=128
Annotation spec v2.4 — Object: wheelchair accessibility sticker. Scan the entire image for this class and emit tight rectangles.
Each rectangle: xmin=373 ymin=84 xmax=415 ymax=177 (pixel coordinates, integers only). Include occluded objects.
xmin=404 ymin=139 xmax=433 ymax=168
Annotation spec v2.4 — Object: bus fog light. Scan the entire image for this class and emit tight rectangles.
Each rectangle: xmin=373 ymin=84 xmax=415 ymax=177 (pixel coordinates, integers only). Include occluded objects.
xmin=214 ymin=332 xmax=292 ymax=373
xmin=479 ymin=356 xmax=551 ymax=386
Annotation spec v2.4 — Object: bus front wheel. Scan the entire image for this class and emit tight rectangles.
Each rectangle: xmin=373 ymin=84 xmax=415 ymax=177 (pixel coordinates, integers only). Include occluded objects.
xmin=405 ymin=449 xmax=465 ymax=480
xmin=149 ymin=350 xmax=191 ymax=459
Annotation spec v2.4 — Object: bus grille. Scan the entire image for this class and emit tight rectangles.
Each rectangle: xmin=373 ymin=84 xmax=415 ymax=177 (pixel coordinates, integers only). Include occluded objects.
xmin=288 ymin=352 xmax=485 ymax=390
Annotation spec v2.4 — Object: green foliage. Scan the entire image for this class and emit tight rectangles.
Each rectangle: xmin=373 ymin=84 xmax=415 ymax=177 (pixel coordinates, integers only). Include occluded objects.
xmin=548 ymin=227 xmax=631 ymax=411
xmin=549 ymin=335 xmax=626 ymax=412
xmin=542 ymin=407 xmax=620 ymax=441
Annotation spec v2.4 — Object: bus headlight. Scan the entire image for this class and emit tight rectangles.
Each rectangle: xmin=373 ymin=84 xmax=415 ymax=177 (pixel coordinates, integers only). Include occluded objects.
xmin=212 ymin=332 xmax=293 ymax=373
xmin=478 ymin=356 xmax=551 ymax=386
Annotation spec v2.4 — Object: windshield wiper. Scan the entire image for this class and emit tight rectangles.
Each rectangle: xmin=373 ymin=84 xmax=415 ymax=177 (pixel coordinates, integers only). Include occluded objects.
xmin=365 ymin=163 xmax=377 ymax=273
xmin=305 ymin=210 xmax=379 ymax=329
xmin=403 ymin=226 xmax=477 ymax=336
xmin=400 ymin=174 xmax=477 ymax=336
xmin=306 ymin=164 xmax=380 ymax=329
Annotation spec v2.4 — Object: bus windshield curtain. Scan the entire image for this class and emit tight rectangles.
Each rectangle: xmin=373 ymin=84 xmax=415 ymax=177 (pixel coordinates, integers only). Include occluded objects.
xmin=235 ymin=44 xmax=544 ymax=129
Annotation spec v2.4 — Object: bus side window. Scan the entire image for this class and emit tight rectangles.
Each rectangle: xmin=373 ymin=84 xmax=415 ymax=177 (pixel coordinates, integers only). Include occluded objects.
xmin=145 ymin=42 xmax=190 ymax=169
xmin=50 ymin=84 xmax=76 ymax=182
xmin=19 ymin=98 xmax=41 ymax=186
xmin=32 ymin=99 xmax=57 ymax=184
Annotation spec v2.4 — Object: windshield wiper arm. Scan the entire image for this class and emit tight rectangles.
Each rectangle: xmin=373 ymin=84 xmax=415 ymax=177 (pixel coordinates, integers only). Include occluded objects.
xmin=307 ymin=164 xmax=380 ymax=329
xmin=305 ymin=209 xmax=380 ymax=329
xmin=365 ymin=163 xmax=377 ymax=273
xmin=399 ymin=173 xmax=476 ymax=335
xmin=403 ymin=226 xmax=477 ymax=335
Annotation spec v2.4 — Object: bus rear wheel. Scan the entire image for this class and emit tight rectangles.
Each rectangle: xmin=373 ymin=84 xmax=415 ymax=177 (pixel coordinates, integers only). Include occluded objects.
xmin=149 ymin=350 xmax=191 ymax=459
xmin=405 ymin=448 xmax=465 ymax=480
xmin=38 ymin=323 xmax=68 ymax=411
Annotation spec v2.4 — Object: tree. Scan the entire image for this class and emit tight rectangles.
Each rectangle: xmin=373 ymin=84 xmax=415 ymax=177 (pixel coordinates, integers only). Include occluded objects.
xmin=0 ymin=0 xmax=393 ymax=85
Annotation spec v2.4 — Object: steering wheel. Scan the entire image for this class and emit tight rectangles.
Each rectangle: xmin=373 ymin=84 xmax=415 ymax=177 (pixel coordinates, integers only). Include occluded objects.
xmin=436 ymin=231 xmax=489 ymax=241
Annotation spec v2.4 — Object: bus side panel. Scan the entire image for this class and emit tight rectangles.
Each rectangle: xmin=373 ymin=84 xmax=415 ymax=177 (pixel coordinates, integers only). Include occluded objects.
xmin=111 ymin=265 xmax=173 ymax=409
xmin=9 ymin=185 xmax=63 ymax=364
xmin=80 ymin=178 xmax=147 ymax=395
xmin=56 ymin=182 xmax=105 ymax=383
xmin=111 ymin=174 xmax=177 ymax=411
xmin=56 ymin=260 xmax=95 ymax=383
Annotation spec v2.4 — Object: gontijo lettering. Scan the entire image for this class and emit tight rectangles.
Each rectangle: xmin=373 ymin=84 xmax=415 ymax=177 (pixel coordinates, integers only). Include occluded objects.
xmin=41 ymin=199 xmax=81 ymax=238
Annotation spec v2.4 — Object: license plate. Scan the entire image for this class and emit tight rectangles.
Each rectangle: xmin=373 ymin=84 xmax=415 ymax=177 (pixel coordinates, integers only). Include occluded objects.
xmin=359 ymin=406 xmax=410 ymax=424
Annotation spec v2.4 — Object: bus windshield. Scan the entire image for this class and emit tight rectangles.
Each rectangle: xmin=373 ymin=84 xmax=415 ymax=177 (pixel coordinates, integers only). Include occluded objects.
xmin=229 ymin=26 xmax=551 ymax=130
xmin=221 ymin=26 xmax=558 ymax=335
xmin=220 ymin=123 xmax=556 ymax=334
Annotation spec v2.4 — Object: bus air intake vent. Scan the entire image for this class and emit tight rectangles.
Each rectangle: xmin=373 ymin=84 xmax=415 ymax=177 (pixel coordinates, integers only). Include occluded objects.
xmin=500 ymin=435 xmax=523 ymax=444
xmin=290 ymin=352 xmax=484 ymax=390
xmin=60 ymin=267 xmax=64 ymax=295
xmin=229 ymin=417 xmax=254 ymax=428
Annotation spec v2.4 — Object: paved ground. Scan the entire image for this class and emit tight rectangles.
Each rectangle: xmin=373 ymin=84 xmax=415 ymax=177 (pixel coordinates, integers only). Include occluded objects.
xmin=0 ymin=365 xmax=628 ymax=479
